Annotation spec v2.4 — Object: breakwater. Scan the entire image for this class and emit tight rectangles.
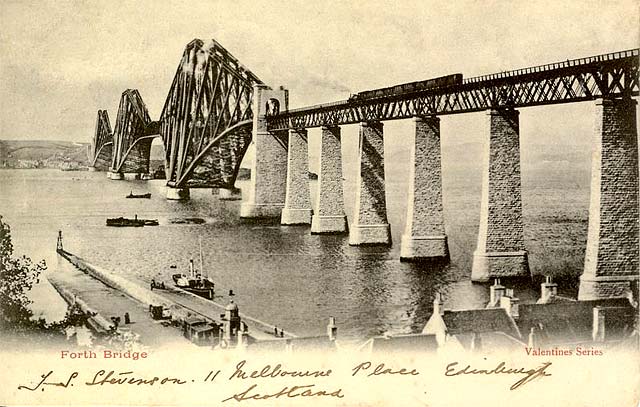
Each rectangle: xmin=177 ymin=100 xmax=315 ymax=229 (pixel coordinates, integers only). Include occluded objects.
xmin=54 ymin=249 xmax=296 ymax=339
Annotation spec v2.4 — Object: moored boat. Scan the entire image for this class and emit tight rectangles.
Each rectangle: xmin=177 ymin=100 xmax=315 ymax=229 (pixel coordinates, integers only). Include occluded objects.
xmin=171 ymin=239 xmax=215 ymax=300
xmin=126 ymin=191 xmax=152 ymax=199
xmin=172 ymin=260 xmax=215 ymax=300
xmin=106 ymin=215 xmax=158 ymax=227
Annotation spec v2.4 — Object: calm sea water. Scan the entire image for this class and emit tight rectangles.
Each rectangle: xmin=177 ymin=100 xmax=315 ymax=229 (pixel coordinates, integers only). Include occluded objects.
xmin=0 ymin=160 xmax=589 ymax=340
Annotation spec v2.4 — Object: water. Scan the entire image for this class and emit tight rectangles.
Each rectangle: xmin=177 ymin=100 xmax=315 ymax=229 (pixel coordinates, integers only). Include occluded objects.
xmin=0 ymin=162 xmax=590 ymax=340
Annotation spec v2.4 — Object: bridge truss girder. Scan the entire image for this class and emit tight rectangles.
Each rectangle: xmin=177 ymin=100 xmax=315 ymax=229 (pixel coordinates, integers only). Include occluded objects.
xmin=90 ymin=110 xmax=113 ymax=170
xmin=160 ymin=39 xmax=263 ymax=189
xmin=268 ymin=49 xmax=639 ymax=130
xmin=111 ymin=89 xmax=153 ymax=174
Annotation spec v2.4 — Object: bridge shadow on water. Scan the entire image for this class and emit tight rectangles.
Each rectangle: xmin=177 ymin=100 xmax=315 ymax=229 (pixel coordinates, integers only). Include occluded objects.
xmin=239 ymin=217 xmax=283 ymax=227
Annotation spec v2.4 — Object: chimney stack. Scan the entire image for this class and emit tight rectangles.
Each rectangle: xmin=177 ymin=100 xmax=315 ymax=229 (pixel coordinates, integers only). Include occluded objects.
xmin=592 ymin=307 xmax=606 ymax=342
xmin=327 ymin=317 xmax=337 ymax=341
xmin=488 ymin=278 xmax=505 ymax=307
xmin=528 ymin=327 xmax=539 ymax=348
xmin=434 ymin=293 xmax=444 ymax=316
xmin=540 ymin=276 xmax=558 ymax=302
xmin=422 ymin=293 xmax=448 ymax=345
xmin=500 ymin=288 xmax=519 ymax=319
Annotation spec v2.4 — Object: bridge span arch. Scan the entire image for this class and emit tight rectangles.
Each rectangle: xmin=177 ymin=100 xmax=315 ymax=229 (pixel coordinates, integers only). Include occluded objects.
xmin=89 ymin=110 xmax=113 ymax=171
xmin=160 ymin=39 xmax=263 ymax=199
xmin=108 ymin=89 xmax=159 ymax=179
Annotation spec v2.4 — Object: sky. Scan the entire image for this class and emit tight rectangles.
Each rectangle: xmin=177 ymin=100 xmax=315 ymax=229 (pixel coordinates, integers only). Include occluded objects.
xmin=0 ymin=0 xmax=638 ymax=146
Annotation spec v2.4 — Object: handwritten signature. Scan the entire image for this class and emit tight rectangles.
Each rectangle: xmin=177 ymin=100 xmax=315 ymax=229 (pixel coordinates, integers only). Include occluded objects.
xmin=18 ymin=370 xmax=186 ymax=391
xmin=17 ymin=371 xmax=78 ymax=392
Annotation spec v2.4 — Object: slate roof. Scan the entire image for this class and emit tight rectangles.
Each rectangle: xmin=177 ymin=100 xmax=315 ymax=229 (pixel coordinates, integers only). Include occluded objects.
xmin=441 ymin=308 xmax=522 ymax=339
xmin=517 ymin=298 xmax=635 ymax=345
xmin=535 ymin=293 xmax=577 ymax=305
xmin=189 ymin=322 xmax=217 ymax=333
xmin=184 ymin=316 xmax=209 ymax=325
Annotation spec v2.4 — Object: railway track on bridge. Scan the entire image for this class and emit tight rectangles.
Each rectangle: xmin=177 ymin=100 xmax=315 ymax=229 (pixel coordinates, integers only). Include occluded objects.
xmin=267 ymin=48 xmax=639 ymax=130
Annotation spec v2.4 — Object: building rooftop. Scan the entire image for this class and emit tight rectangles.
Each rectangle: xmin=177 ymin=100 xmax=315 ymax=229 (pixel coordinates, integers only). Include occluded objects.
xmin=518 ymin=298 xmax=635 ymax=345
xmin=441 ymin=308 xmax=522 ymax=339
xmin=535 ymin=294 xmax=577 ymax=305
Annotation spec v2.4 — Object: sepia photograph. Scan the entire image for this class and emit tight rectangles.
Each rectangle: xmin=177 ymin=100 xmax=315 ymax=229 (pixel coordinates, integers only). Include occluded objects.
xmin=1 ymin=0 xmax=638 ymax=405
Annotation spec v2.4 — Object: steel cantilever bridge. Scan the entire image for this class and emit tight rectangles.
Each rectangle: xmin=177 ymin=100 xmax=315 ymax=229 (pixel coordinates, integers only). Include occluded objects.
xmin=90 ymin=42 xmax=638 ymax=187
xmin=92 ymin=39 xmax=262 ymax=189
xmin=161 ymin=39 xmax=262 ymax=189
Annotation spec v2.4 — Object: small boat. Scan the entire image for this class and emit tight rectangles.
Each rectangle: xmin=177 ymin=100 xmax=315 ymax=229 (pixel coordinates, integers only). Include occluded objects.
xmin=171 ymin=240 xmax=215 ymax=300
xmin=106 ymin=215 xmax=158 ymax=227
xmin=126 ymin=191 xmax=151 ymax=199
xmin=172 ymin=260 xmax=215 ymax=300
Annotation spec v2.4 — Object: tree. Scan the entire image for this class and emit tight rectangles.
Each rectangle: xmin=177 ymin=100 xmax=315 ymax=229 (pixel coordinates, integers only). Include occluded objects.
xmin=0 ymin=215 xmax=47 ymax=329
xmin=0 ymin=217 xmax=97 ymax=346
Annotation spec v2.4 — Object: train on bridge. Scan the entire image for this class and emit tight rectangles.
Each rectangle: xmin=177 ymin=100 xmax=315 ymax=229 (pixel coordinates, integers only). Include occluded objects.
xmin=348 ymin=73 xmax=463 ymax=102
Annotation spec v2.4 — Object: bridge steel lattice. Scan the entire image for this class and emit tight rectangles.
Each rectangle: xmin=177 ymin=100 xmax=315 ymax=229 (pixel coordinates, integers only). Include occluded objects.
xmin=267 ymin=49 xmax=639 ymax=130
xmin=90 ymin=110 xmax=113 ymax=171
xmin=160 ymin=39 xmax=263 ymax=189
xmin=110 ymin=89 xmax=159 ymax=175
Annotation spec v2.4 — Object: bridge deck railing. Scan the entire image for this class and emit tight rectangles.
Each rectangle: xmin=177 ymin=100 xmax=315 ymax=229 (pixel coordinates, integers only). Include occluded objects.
xmin=464 ymin=49 xmax=638 ymax=84
xmin=268 ymin=48 xmax=639 ymax=130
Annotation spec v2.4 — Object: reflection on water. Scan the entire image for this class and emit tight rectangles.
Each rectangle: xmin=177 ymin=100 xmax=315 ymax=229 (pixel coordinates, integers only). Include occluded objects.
xmin=0 ymin=169 xmax=587 ymax=339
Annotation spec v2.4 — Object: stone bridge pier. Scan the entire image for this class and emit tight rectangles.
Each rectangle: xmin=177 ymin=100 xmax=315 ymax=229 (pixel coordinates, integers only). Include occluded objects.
xmin=579 ymin=97 xmax=639 ymax=300
xmin=107 ymin=170 xmax=123 ymax=180
xmin=471 ymin=108 xmax=530 ymax=282
xmin=401 ymin=116 xmax=448 ymax=260
xmin=281 ymin=128 xmax=313 ymax=225
xmin=240 ymin=85 xmax=289 ymax=218
xmin=311 ymin=125 xmax=348 ymax=234
xmin=349 ymin=121 xmax=391 ymax=245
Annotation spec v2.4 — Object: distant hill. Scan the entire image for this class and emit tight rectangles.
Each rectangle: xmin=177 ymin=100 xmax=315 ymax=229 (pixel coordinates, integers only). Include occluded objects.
xmin=0 ymin=140 xmax=90 ymax=169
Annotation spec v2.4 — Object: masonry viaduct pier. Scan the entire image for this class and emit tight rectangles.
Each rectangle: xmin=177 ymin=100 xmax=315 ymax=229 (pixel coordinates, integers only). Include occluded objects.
xmin=89 ymin=41 xmax=639 ymax=301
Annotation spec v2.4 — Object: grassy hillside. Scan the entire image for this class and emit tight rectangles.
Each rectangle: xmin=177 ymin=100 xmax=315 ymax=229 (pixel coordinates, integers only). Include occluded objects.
xmin=0 ymin=140 xmax=90 ymax=169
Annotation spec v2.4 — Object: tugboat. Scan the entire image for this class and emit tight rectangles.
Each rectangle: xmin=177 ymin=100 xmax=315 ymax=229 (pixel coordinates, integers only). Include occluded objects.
xmin=172 ymin=260 xmax=215 ymax=300
xmin=126 ymin=191 xmax=152 ymax=199
xmin=171 ymin=239 xmax=215 ymax=300
xmin=106 ymin=215 xmax=158 ymax=227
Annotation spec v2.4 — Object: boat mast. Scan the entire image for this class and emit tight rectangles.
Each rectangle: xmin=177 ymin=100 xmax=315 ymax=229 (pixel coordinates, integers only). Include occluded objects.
xmin=199 ymin=237 xmax=206 ymax=280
